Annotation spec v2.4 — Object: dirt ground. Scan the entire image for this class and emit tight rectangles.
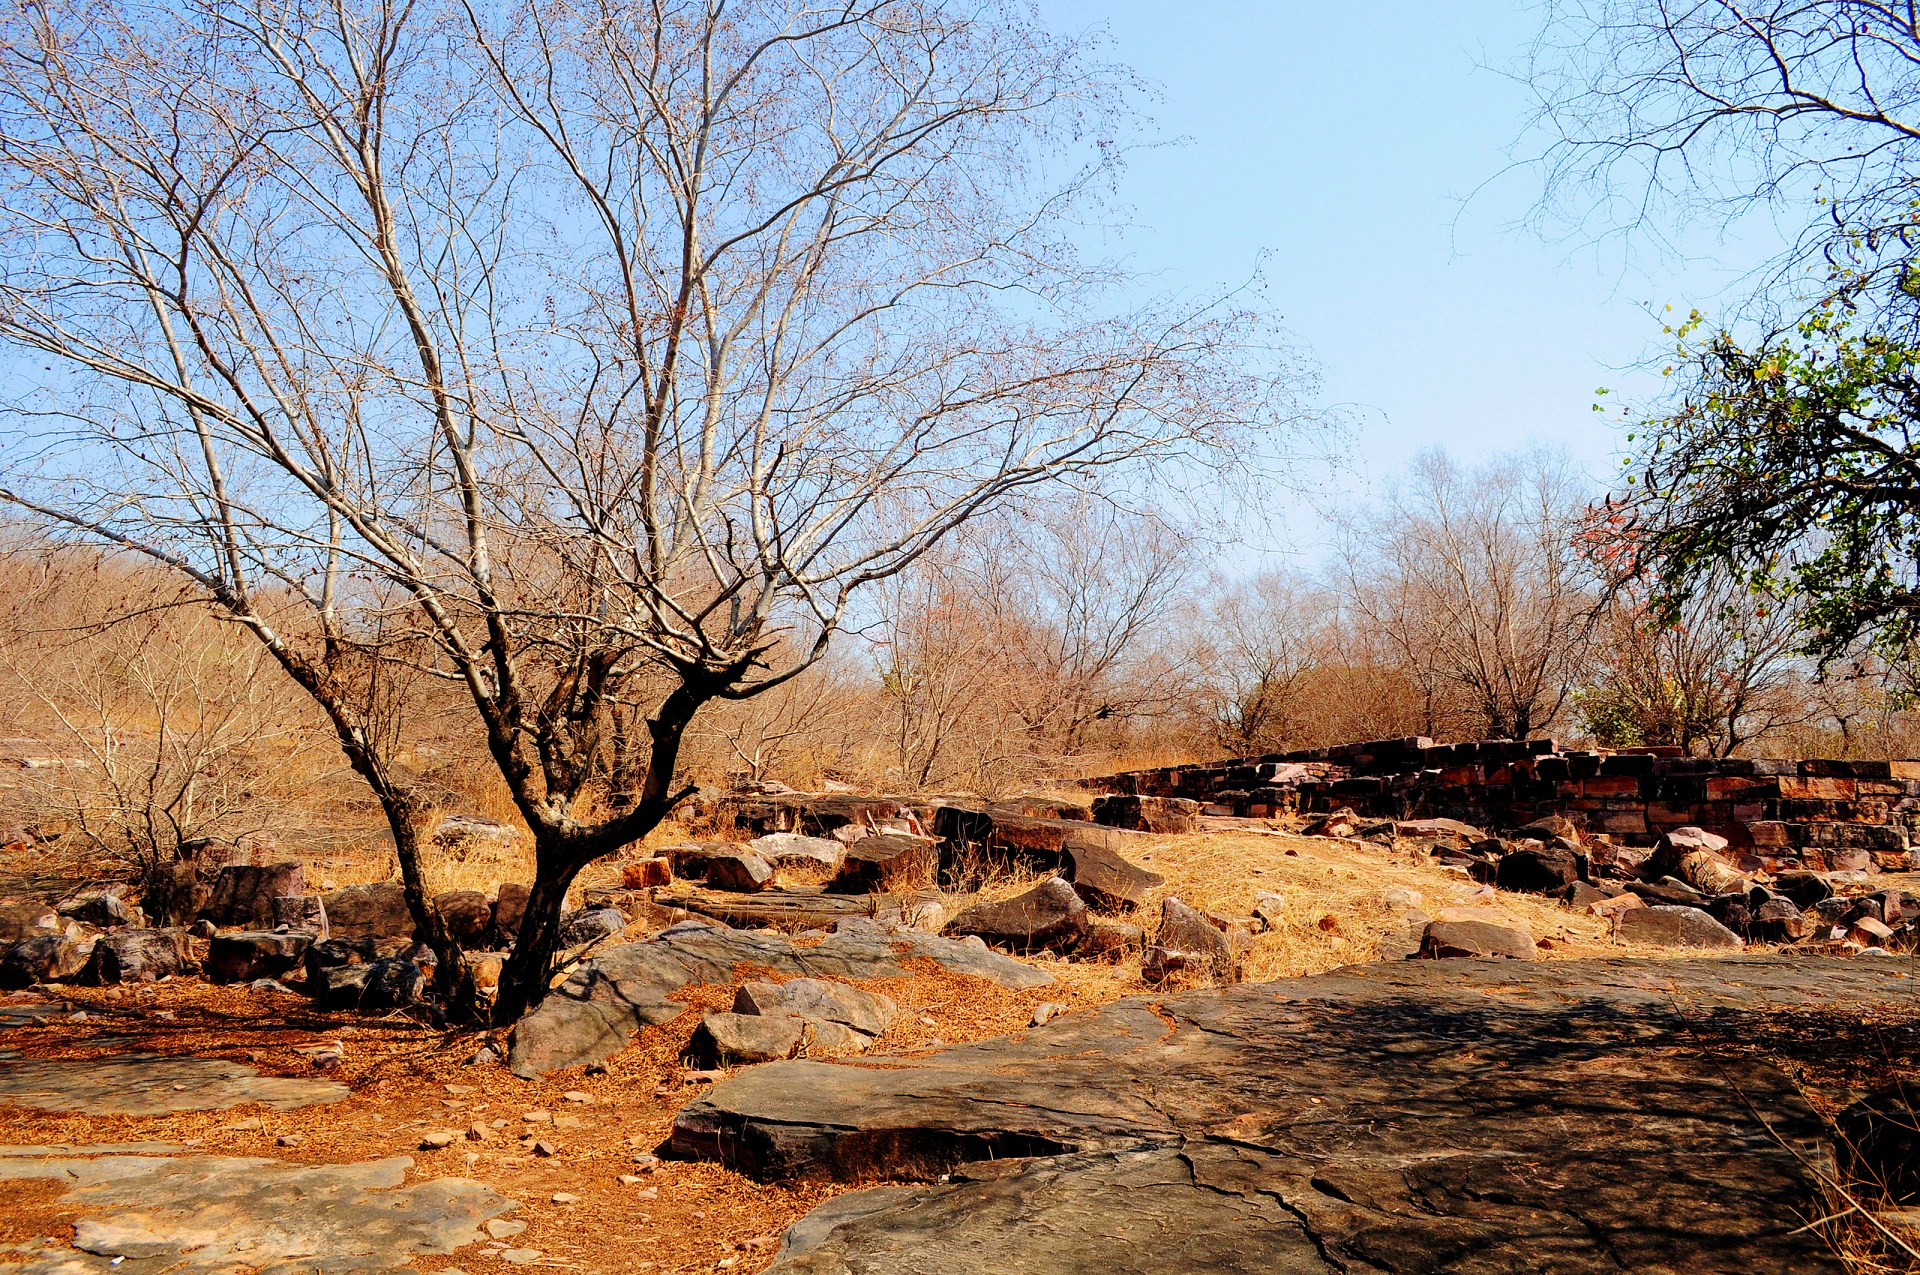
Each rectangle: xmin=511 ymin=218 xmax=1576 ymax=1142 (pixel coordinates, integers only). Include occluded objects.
xmin=0 ymin=826 xmax=1807 ymax=1273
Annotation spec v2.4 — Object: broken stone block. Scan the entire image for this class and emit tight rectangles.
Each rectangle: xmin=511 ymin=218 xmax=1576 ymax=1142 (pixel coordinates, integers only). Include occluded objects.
xmin=360 ymin=956 xmax=429 ymax=1010
xmin=749 ymin=833 xmax=845 ymax=880
xmin=313 ymin=962 xmax=375 ymax=1011
xmin=1851 ymin=916 xmax=1895 ymax=948
xmin=1142 ymin=897 xmax=1238 ymax=984
xmin=705 ymin=852 xmax=775 ymax=893
xmin=732 ymin=978 xmax=899 ymax=1037
xmin=206 ymin=930 xmax=313 ymax=983
xmin=80 ymin=930 xmax=187 ymax=984
xmin=948 ymin=878 xmax=1088 ymax=954
xmin=1088 ymin=794 xmax=1202 ymax=834
xmin=686 ymin=1012 xmax=806 ymax=1066
xmin=203 ymin=863 xmax=308 ymax=929
xmin=0 ymin=900 xmax=59 ymax=943
xmin=57 ymin=890 xmax=130 ymax=928
xmin=1073 ymin=918 xmax=1142 ymax=962
xmin=1063 ymin=841 xmax=1164 ymax=912
xmin=492 ymin=883 xmax=530 ymax=940
xmin=0 ymin=933 xmax=93 ymax=988
xmin=1614 ymin=905 xmax=1743 ymax=950
xmin=826 ymin=834 xmax=940 ymax=894
xmin=272 ymin=894 xmax=329 ymax=938
xmin=431 ymin=890 xmax=492 ymax=945
xmin=322 ymin=882 xmax=417 ymax=944
xmin=1418 ymin=920 xmax=1537 ymax=961
xmin=1495 ymin=845 xmax=1577 ymax=895
xmin=621 ymin=858 xmax=672 ymax=889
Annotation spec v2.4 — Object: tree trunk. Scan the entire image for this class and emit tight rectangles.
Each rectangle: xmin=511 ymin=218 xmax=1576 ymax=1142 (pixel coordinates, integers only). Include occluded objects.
xmin=492 ymin=850 xmax=586 ymax=1026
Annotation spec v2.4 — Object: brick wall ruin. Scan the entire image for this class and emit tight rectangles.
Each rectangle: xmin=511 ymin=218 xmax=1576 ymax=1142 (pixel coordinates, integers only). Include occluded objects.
xmin=1085 ymin=737 xmax=1920 ymax=874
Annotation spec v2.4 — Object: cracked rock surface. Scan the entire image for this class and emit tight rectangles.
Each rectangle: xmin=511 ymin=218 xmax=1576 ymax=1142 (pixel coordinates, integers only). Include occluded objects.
xmin=676 ymin=956 xmax=1914 ymax=1273
xmin=0 ymin=1149 xmax=513 ymax=1275
xmin=509 ymin=917 xmax=1051 ymax=1077
xmin=0 ymin=1051 xmax=347 ymax=1115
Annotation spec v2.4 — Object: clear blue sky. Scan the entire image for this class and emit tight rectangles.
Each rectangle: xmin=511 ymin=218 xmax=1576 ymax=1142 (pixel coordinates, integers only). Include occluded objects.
xmin=1039 ymin=0 xmax=1786 ymax=558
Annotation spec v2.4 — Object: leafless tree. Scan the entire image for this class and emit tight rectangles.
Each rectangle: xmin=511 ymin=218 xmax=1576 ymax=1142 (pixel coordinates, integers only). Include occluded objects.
xmin=1526 ymin=1 xmax=1920 ymax=299
xmin=1579 ymin=570 xmax=1811 ymax=754
xmin=1191 ymin=571 xmax=1323 ymax=754
xmin=0 ymin=0 xmax=1300 ymax=1019
xmin=1341 ymin=450 xmax=1595 ymax=741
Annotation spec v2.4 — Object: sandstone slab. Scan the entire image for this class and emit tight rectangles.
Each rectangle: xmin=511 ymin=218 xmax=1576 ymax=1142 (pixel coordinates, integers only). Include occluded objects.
xmin=508 ymin=917 xmax=1049 ymax=1077
xmin=678 ymin=957 xmax=1911 ymax=1273
xmin=0 ymin=1053 xmax=346 ymax=1115
xmin=947 ymin=878 xmax=1087 ymax=953
xmin=1615 ymin=905 xmax=1745 ymax=949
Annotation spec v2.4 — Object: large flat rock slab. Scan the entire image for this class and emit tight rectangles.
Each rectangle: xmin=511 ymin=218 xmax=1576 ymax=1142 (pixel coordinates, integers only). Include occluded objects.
xmin=677 ymin=957 xmax=1915 ymax=1273
xmin=509 ymin=917 xmax=1051 ymax=1078
xmin=0 ymin=1052 xmax=348 ymax=1115
xmin=0 ymin=1150 xmax=513 ymax=1275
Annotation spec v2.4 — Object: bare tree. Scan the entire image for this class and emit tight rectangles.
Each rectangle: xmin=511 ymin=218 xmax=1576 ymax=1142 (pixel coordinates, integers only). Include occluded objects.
xmin=0 ymin=0 xmax=1299 ymax=1020
xmin=1191 ymin=571 xmax=1323 ymax=754
xmin=1342 ymin=450 xmax=1595 ymax=741
xmin=1526 ymin=1 xmax=1920 ymax=300
xmin=1579 ymin=571 xmax=1810 ymax=754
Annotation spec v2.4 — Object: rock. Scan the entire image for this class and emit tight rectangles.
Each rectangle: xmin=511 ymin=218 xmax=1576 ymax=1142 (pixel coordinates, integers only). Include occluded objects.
xmin=432 ymin=813 xmax=520 ymax=856
xmin=749 ymin=833 xmax=845 ymax=880
xmin=1626 ymin=880 xmax=1706 ymax=908
xmin=507 ymin=917 xmax=1050 ymax=1077
xmin=1647 ymin=826 xmax=1731 ymax=880
xmin=686 ymin=1013 xmax=806 ymax=1066
xmin=1030 ymin=1002 xmax=1066 ymax=1027
xmin=420 ymin=1130 xmax=458 ymax=1149
xmin=492 ymin=883 xmax=530 ymax=939
xmin=948 ymin=878 xmax=1088 ymax=953
xmin=1614 ymin=905 xmax=1744 ymax=950
xmin=1772 ymin=871 xmax=1833 ymax=909
xmin=1301 ymin=807 xmax=1359 ymax=838
xmin=672 ymin=957 xmax=1895 ymax=1273
xmin=360 ymin=957 xmax=429 ymax=1010
xmin=557 ymin=906 xmax=627 ymax=948
xmin=1521 ymin=814 xmax=1582 ymax=845
xmin=203 ymin=863 xmax=308 ymax=929
xmin=1677 ymin=848 xmax=1749 ymax=896
xmin=705 ymin=851 xmax=775 ymax=893
xmin=57 ymin=890 xmax=130 ymax=928
xmin=1088 ymin=794 xmax=1202 ymax=834
xmin=666 ymin=842 xmax=746 ymax=878
xmin=80 ymin=930 xmax=186 ymax=984
xmin=1073 ymin=918 xmax=1142 ymax=962
xmin=1850 ymin=916 xmax=1895 ymax=947
xmin=189 ymin=918 xmax=217 ymax=939
xmin=826 ymin=834 xmax=940 ymax=893
xmin=0 ymin=933 xmax=92 ymax=988
xmin=433 ymin=890 xmax=493 ymax=945
xmin=1142 ymin=897 xmax=1237 ymax=984
xmin=313 ymin=963 xmax=374 ymax=1010
xmin=305 ymin=935 xmax=377 ymax=983
xmin=622 ymin=858 xmax=672 ymax=889
xmin=733 ymin=978 xmax=899 ymax=1037
xmin=1565 ymin=881 xmax=1610 ymax=909
xmin=1705 ymin=895 xmax=1754 ymax=939
xmin=1063 ymin=841 xmax=1164 ymax=912
xmin=272 ymin=894 xmax=329 ymax=937
xmin=468 ymin=1121 xmax=491 ymax=1141
xmin=1395 ymin=818 xmax=1488 ymax=848
xmin=0 ymin=900 xmax=59 ymax=943
xmin=1495 ymin=845 xmax=1578 ymax=895
xmin=206 ymin=930 xmax=312 ymax=983
xmin=1418 ymin=919 xmax=1537 ymax=960
xmin=323 ymin=882 xmax=417 ymax=944
xmin=1751 ymin=898 xmax=1809 ymax=943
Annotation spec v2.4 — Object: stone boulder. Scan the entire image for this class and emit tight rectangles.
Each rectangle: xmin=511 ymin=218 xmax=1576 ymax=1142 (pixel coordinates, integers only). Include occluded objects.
xmin=1675 ymin=849 xmax=1749 ymax=897
xmin=272 ymin=895 xmax=329 ymax=937
xmin=1495 ymin=845 xmax=1578 ymax=895
xmin=1419 ymin=919 xmax=1537 ymax=961
xmin=1074 ymin=918 xmax=1143 ymax=962
xmin=57 ymin=890 xmax=131 ymax=928
xmin=666 ymin=842 xmax=744 ymax=879
xmin=1647 ymin=826 xmax=1731 ymax=879
xmin=1063 ymin=841 xmax=1164 ymax=912
xmin=749 ymin=833 xmax=845 ymax=881
xmin=1615 ymin=905 xmax=1744 ymax=950
xmin=305 ymin=936 xmax=377 ymax=986
xmin=492 ymin=883 xmax=530 ymax=940
xmin=432 ymin=890 xmax=493 ymax=946
xmin=1089 ymin=794 xmax=1202 ymax=834
xmin=508 ymin=917 xmax=1051 ymax=1077
xmin=1142 ymin=897 xmax=1237 ymax=984
xmin=0 ymin=934 xmax=94 ymax=989
xmin=202 ymin=863 xmax=308 ymax=929
xmin=360 ymin=956 xmax=429 ymax=1010
xmin=206 ymin=931 xmax=312 ymax=983
xmin=948 ymin=878 xmax=1088 ymax=954
xmin=1751 ymin=897 xmax=1809 ymax=944
xmin=1772 ymin=871 xmax=1833 ymax=910
xmin=826 ymin=834 xmax=940 ymax=894
xmin=80 ymin=930 xmax=187 ymax=984
xmin=686 ymin=1013 xmax=807 ymax=1066
xmin=313 ymin=962 xmax=375 ymax=1010
xmin=557 ymin=906 xmax=627 ymax=948
xmin=621 ymin=858 xmax=673 ymax=889
xmin=1520 ymin=814 xmax=1582 ymax=845
xmin=322 ymin=882 xmax=417 ymax=945
xmin=704 ymin=851 xmax=775 ymax=893
xmin=431 ymin=813 xmax=520 ymax=856
xmin=734 ymin=978 xmax=900 ymax=1038
xmin=0 ymin=900 xmax=59 ymax=944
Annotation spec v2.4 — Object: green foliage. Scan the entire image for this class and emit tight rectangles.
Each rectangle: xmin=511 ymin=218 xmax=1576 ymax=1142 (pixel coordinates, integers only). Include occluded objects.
xmin=1626 ymin=287 xmax=1920 ymax=667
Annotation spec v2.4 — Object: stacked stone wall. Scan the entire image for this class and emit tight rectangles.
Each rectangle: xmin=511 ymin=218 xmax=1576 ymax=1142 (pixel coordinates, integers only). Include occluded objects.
xmin=1084 ymin=737 xmax=1920 ymax=873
